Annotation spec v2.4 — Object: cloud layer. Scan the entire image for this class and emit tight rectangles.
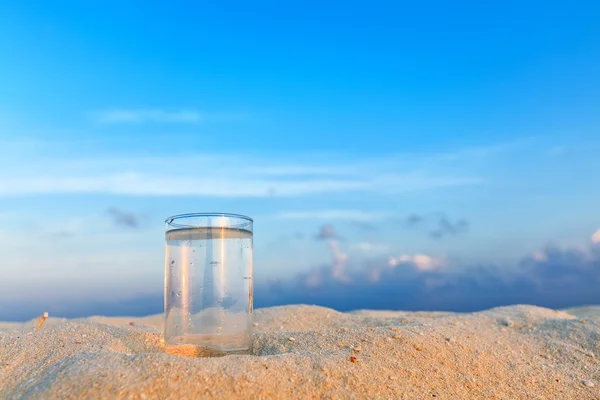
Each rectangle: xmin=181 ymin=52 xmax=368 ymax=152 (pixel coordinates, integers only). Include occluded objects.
xmin=2 ymin=229 xmax=599 ymax=320
xmin=0 ymin=150 xmax=483 ymax=197
xmin=255 ymin=229 xmax=600 ymax=312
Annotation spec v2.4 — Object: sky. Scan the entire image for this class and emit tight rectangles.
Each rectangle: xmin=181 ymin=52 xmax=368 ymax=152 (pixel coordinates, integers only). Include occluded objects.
xmin=1 ymin=1 xmax=600 ymax=320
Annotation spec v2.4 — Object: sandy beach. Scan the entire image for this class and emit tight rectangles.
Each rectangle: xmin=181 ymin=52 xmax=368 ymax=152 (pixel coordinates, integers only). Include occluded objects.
xmin=1 ymin=304 xmax=599 ymax=399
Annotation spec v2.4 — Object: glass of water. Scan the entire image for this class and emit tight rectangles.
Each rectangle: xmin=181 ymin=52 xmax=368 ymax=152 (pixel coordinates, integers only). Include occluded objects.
xmin=164 ymin=213 xmax=253 ymax=357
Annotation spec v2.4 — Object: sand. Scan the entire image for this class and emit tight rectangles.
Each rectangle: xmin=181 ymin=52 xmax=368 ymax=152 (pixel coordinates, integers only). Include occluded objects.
xmin=0 ymin=305 xmax=599 ymax=399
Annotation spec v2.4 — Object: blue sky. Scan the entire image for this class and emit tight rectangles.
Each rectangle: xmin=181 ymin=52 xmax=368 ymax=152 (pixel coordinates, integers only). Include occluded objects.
xmin=1 ymin=1 xmax=600 ymax=319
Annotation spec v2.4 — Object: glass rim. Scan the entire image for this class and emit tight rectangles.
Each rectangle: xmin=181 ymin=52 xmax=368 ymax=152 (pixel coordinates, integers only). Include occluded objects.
xmin=165 ymin=212 xmax=254 ymax=225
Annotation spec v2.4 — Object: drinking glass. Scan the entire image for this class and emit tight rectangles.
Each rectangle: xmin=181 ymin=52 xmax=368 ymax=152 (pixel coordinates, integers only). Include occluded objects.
xmin=164 ymin=213 xmax=253 ymax=357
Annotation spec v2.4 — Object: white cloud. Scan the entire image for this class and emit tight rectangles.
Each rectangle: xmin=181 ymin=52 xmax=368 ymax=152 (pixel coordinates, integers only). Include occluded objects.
xmin=329 ymin=240 xmax=349 ymax=282
xmin=0 ymin=134 xmax=489 ymax=198
xmin=0 ymin=173 xmax=364 ymax=197
xmin=592 ymin=229 xmax=600 ymax=244
xmin=388 ymin=254 xmax=445 ymax=271
xmin=305 ymin=236 xmax=350 ymax=287
xmin=1 ymin=173 xmax=473 ymax=197
xmin=0 ymin=151 xmax=483 ymax=197
xmin=531 ymin=250 xmax=548 ymax=261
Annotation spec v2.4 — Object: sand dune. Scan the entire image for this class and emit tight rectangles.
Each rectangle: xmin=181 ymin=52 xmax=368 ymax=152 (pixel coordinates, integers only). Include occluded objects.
xmin=1 ymin=305 xmax=599 ymax=399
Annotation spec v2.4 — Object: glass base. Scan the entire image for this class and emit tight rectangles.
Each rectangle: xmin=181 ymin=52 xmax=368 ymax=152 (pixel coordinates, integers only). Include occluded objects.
xmin=164 ymin=334 xmax=252 ymax=358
